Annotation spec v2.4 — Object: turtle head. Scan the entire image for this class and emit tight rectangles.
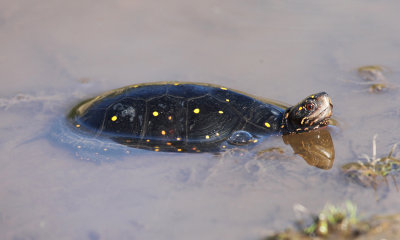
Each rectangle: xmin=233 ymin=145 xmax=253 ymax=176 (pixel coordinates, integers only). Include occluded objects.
xmin=282 ymin=92 xmax=333 ymax=134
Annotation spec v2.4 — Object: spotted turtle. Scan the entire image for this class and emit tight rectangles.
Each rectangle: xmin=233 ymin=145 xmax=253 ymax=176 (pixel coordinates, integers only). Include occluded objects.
xmin=68 ymin=82 xmax=333 ymax=152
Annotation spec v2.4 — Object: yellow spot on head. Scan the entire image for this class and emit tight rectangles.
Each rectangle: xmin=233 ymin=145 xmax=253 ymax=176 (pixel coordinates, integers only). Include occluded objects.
xmin=298 ymin=106 xmax=303 ymax=111
xmin=75 ymin=124 xmax=81 ymax=128
xmin=222 ymin=145 xmax=226 ymax=148
xmin=281 ymin=125 xmax=284 ymax=128
xmin=146 ymin=139 xmax=150 ymax=142
xmin=253 ymin=139 xmax=258 ymax=143
xmin=226 ymin=99 xmax=230 ymax=102
xmin=216 ymin=132 xmax=220 ymax=136
xmin=264 ymin=122 xmax=270 ymax=128
xmin=168 ymin=116 xmax=172 ymax=120
xmin=176 ymin=137 xmax=182 ymax=141
xmin=133 ymin=85 xmax=139 ymax=88
xmin=153 ymin=111 xmax=159 ymax=117
xmin=161 ymin=130 xmax=166 ymax=135
xmin=174 ymin=83 xmax=179 ymax=85
xmin=220 ymin=87 xmax=228 ymax=90
xmin=111 ymin=116 xmax=118 ymax=121
xmin=193 ymin=108 xmax=200 ymax=114
xmin=311 ymin=95 xmax=315 ymax=98
xmin=205 ymin=135 xmax=210 ymax=139
xmin=218 ymin=110 xmax=223 ymax=114
xmin=177 ymin=148 xmax=182 ymax=152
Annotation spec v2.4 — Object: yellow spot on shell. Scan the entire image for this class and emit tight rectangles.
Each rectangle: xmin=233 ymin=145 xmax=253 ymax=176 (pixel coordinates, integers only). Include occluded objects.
xmin=176 ymin=137 xmax=182 ymax=141
xmin=77 ymin=145 xmax=81 ymax=149
xmin=174 ymin=83 xmax=179 ymax=85
xmin=166 ymin=142 xmax=172 ymax=146
xmin=222 ymin=145 xmax=226 ymax=148
xmin=146 ymin=139 xmax=150 ymax=142
xmin=75 ymin=124 xmax=81 ymax=128
xmin=218 ymin=110 xmax=223 ymax=114
xmin=111 ymin=116 xmax=118 ymax=121
xmin=133 ymin=85 xmax=139 ymax=88
xmin=253 ymin=139 xmax=258 ymax=143
xmin=193 ymin=108 xmax=200 ymax=114
xmin=161 ymin=130 xmax=166 ymax=135
xmin=205 ymin=135 xmax=210 ymax=139
xmin=103 ymin=148 xmax=108 ymax=151
xmin=285 ymin=112 xmax=289 ymax=118
xmin=311 ymin=95 xmax=315 ymax=98
xmin=220 ymin=87 xmax=228 ymax=90
xmin=168 ymin=116 xmax=172 ymax=120
xmin=177 ymin=148 xmax=182 ymax=152
xmin=155 ymin=148 xmax=159 ymax=152
xmin=216 ymin=132 xmax=220 ymax=136
xmin=226 ymin=99 xmax=230 ymax=102
xmin=264 ymin=122 xmax=270 ymax=128
xmin=153 ymin=111 xmax=159 ymax=117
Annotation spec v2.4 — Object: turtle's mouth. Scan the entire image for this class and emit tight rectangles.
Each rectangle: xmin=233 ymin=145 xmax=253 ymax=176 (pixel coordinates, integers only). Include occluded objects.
xmin=309 ymin=95 xmax=333 ymax=126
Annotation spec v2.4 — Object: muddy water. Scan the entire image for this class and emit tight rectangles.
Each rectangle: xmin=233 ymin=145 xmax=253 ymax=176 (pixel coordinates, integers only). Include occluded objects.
xmin=1 ymin=1 xmax=400 ymax=239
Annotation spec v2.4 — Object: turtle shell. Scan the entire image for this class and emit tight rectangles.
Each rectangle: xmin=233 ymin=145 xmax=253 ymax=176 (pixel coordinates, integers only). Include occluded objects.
xmin=68 ymin=82 xmax=285 ymax=152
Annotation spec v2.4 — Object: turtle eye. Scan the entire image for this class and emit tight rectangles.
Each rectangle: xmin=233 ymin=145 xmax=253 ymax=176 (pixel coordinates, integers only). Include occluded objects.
xmin=306 ymin=102 xmax=315 ymax=111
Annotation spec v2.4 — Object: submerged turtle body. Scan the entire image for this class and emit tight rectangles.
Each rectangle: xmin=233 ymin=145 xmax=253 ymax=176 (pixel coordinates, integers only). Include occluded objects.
xmin=68 ymin=82 xmax=332 ymax=152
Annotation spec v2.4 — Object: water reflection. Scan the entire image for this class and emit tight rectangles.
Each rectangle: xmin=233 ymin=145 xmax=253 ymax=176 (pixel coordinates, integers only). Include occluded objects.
xmin=55 ymin=116 xmax=335 ymax=168
xmin=283 ymin=128 xmax=335 ymax=170
xmin=111 ymin=127 xmax=336 ymax=170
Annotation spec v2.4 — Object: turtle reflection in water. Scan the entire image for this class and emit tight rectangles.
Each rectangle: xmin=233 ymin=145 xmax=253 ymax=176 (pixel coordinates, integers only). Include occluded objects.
xmin=65 ymin=82 xmax=334 ymax=166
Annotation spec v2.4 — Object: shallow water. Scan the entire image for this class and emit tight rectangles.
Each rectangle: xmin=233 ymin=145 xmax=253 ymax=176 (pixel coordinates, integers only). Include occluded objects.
xmin=1 ymin=1 xmax=400 ymax=239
